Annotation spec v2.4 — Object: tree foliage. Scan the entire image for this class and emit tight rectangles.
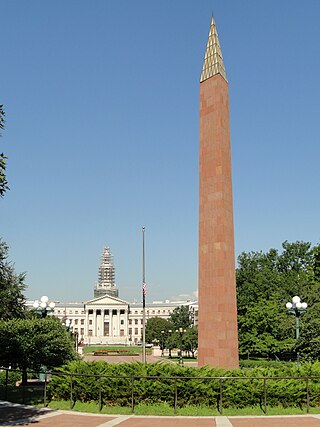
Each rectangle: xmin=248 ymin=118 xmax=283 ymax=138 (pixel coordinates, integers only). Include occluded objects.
xmin=145 ymin=317 xmax=174 ymax=344
xmin=237 ymin=241 xmax=320 ymax=360
xmin=182 ymin=326 xmax=198 ymax=357
xmin=145 ymin=311 xmax=198 ymax=356
xmin=0 ymin=317 xmax=76 ymax=378
xmin=296 ymin=302 xmax=320 ymax=361
xmin=169 ymin=305 xmax=193 ymax=329
xmin=0 ymin=239 xmax=26 ymax=320
xmin=0 ymin=105 xmax=9 ymax=197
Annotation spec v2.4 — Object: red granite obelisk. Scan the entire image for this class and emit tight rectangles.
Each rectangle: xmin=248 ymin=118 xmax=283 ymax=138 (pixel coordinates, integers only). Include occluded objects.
xmin=198 ymin=16 xmax=239 ymax=368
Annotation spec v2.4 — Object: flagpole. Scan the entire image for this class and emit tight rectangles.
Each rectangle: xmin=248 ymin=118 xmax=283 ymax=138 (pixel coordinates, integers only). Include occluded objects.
xmin=142 ymin=226 xmax=146 ymax=363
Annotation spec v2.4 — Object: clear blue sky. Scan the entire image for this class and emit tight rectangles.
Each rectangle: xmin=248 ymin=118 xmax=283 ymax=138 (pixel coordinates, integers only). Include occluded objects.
xmin=2 ymin=0 xmax=320 ymax=304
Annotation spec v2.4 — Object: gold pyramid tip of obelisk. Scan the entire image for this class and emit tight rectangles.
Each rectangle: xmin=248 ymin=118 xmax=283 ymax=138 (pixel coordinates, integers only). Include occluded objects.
xmin=200 ymin=16 xmax=227 ymax=83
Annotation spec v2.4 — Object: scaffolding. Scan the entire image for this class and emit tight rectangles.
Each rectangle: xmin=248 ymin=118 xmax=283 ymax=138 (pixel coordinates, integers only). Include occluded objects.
xmin=94 ymin=247 xmax=119 ymax=298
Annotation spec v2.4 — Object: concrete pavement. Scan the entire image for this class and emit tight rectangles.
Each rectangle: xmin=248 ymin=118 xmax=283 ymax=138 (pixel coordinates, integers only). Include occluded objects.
xmin=2 ymin=401 xmax=320 ymax=427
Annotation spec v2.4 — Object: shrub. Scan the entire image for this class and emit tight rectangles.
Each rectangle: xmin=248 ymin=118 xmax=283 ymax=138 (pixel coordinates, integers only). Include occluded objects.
xmin=0 ymin=369 xmax=21 ymax=386
xmin=47 ymin=361 xmax=320 ymax=410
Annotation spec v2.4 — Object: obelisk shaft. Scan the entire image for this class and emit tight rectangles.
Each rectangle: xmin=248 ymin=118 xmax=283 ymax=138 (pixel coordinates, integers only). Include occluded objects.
xmin=198 ymin=17 xmax=239 ymax=368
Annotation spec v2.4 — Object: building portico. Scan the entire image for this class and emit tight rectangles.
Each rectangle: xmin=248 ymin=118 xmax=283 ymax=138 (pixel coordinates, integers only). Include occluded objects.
xmin=84 ymin=295 xmax=130 ymax=345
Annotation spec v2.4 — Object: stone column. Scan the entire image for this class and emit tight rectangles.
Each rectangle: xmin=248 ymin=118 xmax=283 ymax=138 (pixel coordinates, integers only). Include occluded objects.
xmin=85 ymin=307 xmax=89 ymax=336
xmin=110 ymin=310 xmax=113 ymax=337
xmin=101 ymin=309 xmax=105 ymax=336
xmin=117 ymin=309 xmax=120 ymax=337
xmin=92 ymin=309 xmax=97 ymax=338
xmin=124 ymin=308 xmax=128 ymax=339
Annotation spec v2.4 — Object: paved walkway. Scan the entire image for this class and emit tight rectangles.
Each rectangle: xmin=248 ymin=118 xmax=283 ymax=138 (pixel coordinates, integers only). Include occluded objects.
xmin=2 ymin=401 xmax=320 ymax=427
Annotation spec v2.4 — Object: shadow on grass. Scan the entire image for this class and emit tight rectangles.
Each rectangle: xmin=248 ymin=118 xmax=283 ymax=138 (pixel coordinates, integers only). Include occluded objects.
xmin=0 ymin=403 xmax=56 ymax=425
xmin=0 ymin=385 xmax=45 ymax=406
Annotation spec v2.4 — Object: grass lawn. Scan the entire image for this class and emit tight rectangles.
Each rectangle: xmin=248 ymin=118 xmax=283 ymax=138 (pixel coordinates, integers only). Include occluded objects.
xmin=83 ymin=345 xmax=152 ymax=355
xmin=47 ymin=400 xmax=320 ymax=416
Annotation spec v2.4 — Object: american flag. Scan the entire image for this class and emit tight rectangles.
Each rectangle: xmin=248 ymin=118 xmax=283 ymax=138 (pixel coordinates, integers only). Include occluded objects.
xmin=142 ymin=282 xmax=146 ymax=308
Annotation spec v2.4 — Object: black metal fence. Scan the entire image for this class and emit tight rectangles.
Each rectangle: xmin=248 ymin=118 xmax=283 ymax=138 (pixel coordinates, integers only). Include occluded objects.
xmin=0 ymin=367 xmax=319 ymax=414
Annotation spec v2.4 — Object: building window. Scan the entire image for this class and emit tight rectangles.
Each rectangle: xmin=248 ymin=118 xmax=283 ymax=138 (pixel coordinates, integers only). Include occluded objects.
xmin=89 ymin=320 xmax=92 ymax=325
xmin=134 ymin=328 xmax=138 ymax=335
xmin=112 ymin=309 xmax=117 ymax=315
xmin=74 ymin=319 xmax=78 ymax=325
xmin=81 ymin=328 xmax=84 ymax=335
xmin=129 ymin=328 xmax=132 ymax=335
xmin=89 ymin=309 xmax=93 ymax=314
xmin=135 ymin=319 xmax=138 ymax=325
xmin=75 ymin=311 xmax=78 ymax=314
xmin=120 ymin=309 xmax=125 ymax=315
xmin=104 ymin=310 xmax=109 ymax=315
xmin=81 ymin=319 xmax=84 ymax=325
xmin=96 ymin=309 xmax=101 ymax=315
xmin=129 ymin=319 xmax=132 ymax=325
xmin=120 ymin=320 xmax=124 ymax=325
xmin=141 ymin=319 xmax=144 ymax=325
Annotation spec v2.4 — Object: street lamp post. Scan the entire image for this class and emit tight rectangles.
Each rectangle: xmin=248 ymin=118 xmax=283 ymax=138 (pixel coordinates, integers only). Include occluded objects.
xmin=32 ymin=295 xmax=55 ymax=382
xmin=64 ymin=318 xmax=79 ymax=352
xmin=160 ymin=330 xmax=165 ymax=357
xmin=65 ymin=318 xmax=72 ymax=331
xmin=286 ymin=295 xmax=307 ymax=363
xmin=176 ymin=327 xmax=186 ymax=365
xmin=168 ymin=329 xmax=172 ymax=358
xmin=33 ymin=296 xmax=55 ymax=318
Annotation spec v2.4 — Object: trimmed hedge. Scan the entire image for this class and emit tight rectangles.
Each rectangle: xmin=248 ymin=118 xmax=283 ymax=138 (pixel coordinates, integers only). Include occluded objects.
xmin=48 ymin=361 xmax=320 ymax=409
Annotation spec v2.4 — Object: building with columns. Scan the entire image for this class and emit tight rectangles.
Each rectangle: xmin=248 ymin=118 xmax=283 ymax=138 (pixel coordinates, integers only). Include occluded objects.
xmin=84 ymin=295 xmax=129 ymax=345
xmin=27 ymin=246 xmax=197 ymax=345
xmin=42 ymin=298 xmax=197 ymax=345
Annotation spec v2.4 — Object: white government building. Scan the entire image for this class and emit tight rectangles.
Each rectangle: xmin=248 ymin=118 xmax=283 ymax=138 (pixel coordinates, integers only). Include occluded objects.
xmin=28 ymin=247 xmax=198 ymax=345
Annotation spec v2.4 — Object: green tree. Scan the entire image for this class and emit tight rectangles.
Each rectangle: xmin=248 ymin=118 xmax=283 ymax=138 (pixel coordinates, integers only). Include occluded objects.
xmin=238 ymin=299 xmax=294 ymax=356
xmin=165 ymin=331 xmax=178 ymax=357
xmin=0 ymin=105 xmax=9 ymax=197
xmin=0 ymin=317 xmax=76 ymax=384
xmin=236 ymin=241 xmax=320 ymax=359
xmin=182 ymin=326 xmax=198 ymax=357
xmin=296 ymin=302 xmax=320 ymax=361
xmin=311 ymin=244 xmax=320 ymax=287
xmin=169 ymin=305 xmax=193 ymax=329
xmin=0 ymin=239 xmax=26 ymax=320
xmin=145 ymin=317 xmax=173 ymax=344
